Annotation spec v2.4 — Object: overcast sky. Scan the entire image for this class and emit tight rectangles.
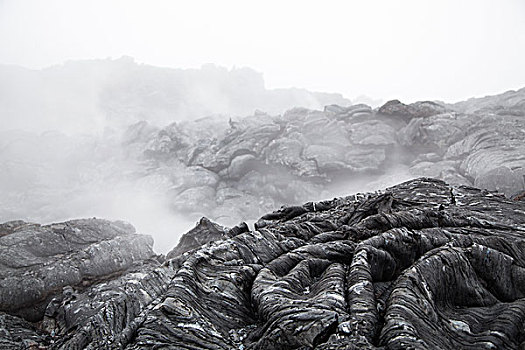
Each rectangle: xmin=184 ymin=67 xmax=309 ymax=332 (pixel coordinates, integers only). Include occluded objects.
xmin=0 ymin=0 xmax=524 ymax=103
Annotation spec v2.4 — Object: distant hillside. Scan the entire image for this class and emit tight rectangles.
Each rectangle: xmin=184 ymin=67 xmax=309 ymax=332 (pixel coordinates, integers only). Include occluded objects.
xmin=449 ymin=86 xmax=525 ymax=115
xmin=0 ymin=57 xmax=350 ymax=133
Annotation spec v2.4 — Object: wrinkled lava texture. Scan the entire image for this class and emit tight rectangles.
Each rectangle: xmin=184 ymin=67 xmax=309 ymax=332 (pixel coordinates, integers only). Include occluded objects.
xmin=2 ymin=178 xmax=525 ymax=349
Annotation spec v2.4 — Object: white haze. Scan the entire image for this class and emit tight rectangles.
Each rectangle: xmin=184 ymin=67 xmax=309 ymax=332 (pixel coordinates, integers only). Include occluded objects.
xmin=0 ymin=61 xmax=350 ymax=252
xmin=0 ymin=0 xmax=524 ymax=252
xmin=0 ymin=59 xmax=350 ymax=134
xmin=0 ymin=128 xmax=195 ymax=251
xmin=1 ymin=0 xmax=524 ymax=103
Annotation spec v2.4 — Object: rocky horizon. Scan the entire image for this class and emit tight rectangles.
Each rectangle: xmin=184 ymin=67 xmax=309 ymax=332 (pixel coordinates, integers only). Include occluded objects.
xmin=2 ymin=71 xmax=524 ymax=252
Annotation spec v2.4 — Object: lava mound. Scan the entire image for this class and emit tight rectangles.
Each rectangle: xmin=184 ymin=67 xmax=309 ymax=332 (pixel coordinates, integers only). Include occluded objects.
xmin=2 ymin=178 xmax=525 ymax=349
xmin=137 ymin=178 xmax=525 ymax=349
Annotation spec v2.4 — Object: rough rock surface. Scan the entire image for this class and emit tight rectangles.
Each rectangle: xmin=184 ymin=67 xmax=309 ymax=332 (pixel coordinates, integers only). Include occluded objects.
xmin=0 ymin=218 xmax=156 ymax=322
xmin=165 ymin=217 xmax=247 ymax=259
xmin=125 ymin=106 xmax=410 ymax=225
xmin=2 ymin=178 xmax=525 ymax=349
xmin=118 ymin=88 xmax=524 ymax=226
xmin=1 ymin=87 xmax=524 ymax=233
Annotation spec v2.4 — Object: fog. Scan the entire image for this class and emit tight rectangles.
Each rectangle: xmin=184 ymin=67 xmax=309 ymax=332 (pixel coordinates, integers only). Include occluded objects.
xmin=2 ymin=0 xmax=525 ymax=102
xmin=1 ymin=1 xmax=524 ymax=252
xmin=0 ymin=60 xmax=353 ymax=252
xmin=0 ymin=127 xmax=196 ymax=251
xmin=0 ymin=58 xmax=349 ymax=134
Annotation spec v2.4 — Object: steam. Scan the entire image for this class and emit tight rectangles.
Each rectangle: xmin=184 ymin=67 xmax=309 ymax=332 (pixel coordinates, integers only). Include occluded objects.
xmin=0 ymin=59 xmax=420 ymax=254
xmin=0 ymin=58 xmax=350 ymax=134
xmin=0 ymin=129 xmax=200 ymax=252
xmin=0 ymin=59 xmax=352 ymax=253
